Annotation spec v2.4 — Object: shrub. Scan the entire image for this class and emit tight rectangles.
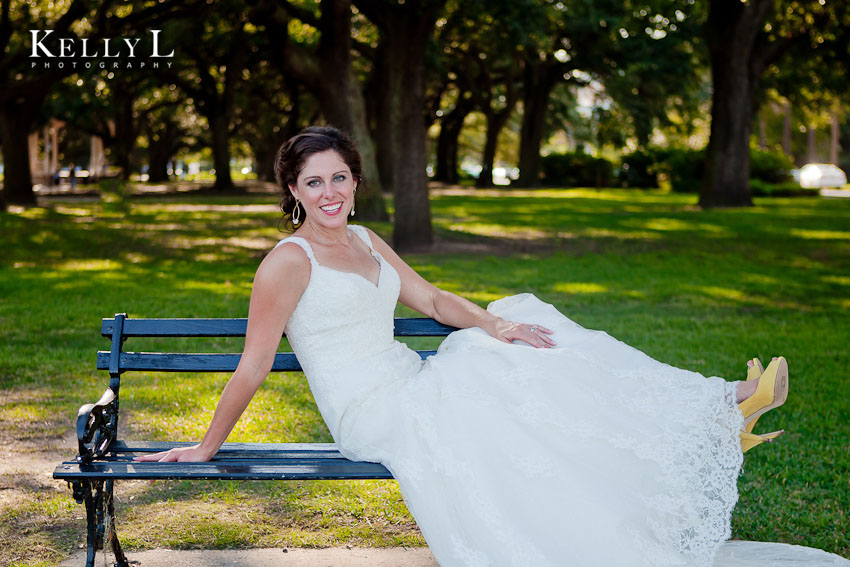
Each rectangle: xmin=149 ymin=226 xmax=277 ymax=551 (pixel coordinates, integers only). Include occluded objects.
xmin=661 ymin=147 xmax=705 ymax=193
xmin=750 ymin=149 xmax=794 ymax=183
xmin=627 ymin=147 xmax=795 ymax=193
xmin=99 ymin=178 xmax=132 ymax=213
xmin=541 ymin=152 xmax=615 ymax=188
xmin=619 ymin=149 xmax=658 ymax=188
xmin=749 ymin=179 xmax=815 ymax=197
xmin=619 ymin=148 xmax=679 ymax=188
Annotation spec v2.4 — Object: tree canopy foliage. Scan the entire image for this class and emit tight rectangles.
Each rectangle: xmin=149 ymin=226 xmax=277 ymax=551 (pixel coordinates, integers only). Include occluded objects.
xmin=1 ymin=0 xmax=848 ymax=244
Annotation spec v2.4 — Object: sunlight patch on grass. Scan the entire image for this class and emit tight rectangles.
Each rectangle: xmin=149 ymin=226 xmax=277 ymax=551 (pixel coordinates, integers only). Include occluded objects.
xmin=225 ymin=236 xmax=279 ymax=250
xmin=448 ymin=223 xmax=550 ymax=240
xmin=694 ymin=286 xmax=748 ymax=302
xmin=51 ymin=206 xmax=93 ymax=217
xmin=581 ymin=227 xmax=662 ymax=240
xmin=0 ymin=402 xmax=54 ymax=424
xmin=822 ymin=275 xmax=850 ymax=286
xmin=462 ymin=290 xmax=506 ymax=304
xmin=635 ymin=218 xmax=731 ymax=235
xmin=136 ymin=203 xmax=280 ymax=214
xmin=181 ymin=280 xmax=253 ymax=294
xmin=551 ymin=282 xmax=608 ymax=294
xmin=789 ymin=229 xmax=850 ymax=241
xmin=55 ymin=259 xmax=118 ymax=271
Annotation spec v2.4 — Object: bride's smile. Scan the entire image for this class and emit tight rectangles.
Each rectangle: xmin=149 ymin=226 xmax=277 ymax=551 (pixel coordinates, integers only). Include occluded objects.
xmin=289 ymin=149 xmax=358 ymax=229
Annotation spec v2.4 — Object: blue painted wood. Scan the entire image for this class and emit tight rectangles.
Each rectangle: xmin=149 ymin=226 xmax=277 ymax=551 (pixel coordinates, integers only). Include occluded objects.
xmin=96 ymin=350 xmax=438 ymax=372
xmin=110 ymin=441 xmax=343 ymax=456
xmin=53 ymin=458 xmax=393 ymax=481
xmin=102 ymin=316 xmax=457 ymax=338
xmin=107 ymin=314 xmax=126 ymax=377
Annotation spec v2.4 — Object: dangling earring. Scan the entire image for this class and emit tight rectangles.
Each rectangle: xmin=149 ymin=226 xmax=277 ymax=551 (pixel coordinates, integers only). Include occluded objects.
xmin=350 ymin=188 xmax=356 ymax=217
xmin=292 ymin=199 xmax=301 ymax=225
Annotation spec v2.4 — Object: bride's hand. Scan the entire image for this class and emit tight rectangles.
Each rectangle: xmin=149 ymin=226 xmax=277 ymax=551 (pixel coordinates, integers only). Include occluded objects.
xmin=133 ymin=444 xmax=215 ymax=463
xmin=490 ymin=320 xmax=556 ymax=348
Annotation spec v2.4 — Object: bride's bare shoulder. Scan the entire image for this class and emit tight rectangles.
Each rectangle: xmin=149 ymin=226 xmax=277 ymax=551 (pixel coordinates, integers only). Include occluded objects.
xmin=255 ymin=240 xmax=311 ymax=288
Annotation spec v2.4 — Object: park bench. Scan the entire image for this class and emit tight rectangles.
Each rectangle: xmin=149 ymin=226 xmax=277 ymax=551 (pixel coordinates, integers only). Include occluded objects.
xmin=53 ymin=313 xmax=457 ymax=567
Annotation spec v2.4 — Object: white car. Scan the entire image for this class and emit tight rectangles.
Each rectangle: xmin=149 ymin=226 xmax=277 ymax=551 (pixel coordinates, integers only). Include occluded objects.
xmin=798 ymin=163 xmax=847 ymax=188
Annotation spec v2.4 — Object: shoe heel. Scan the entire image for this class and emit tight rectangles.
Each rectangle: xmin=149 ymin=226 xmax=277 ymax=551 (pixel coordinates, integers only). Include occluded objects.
xmin=740 ymin=430 xmax=784 ymax=453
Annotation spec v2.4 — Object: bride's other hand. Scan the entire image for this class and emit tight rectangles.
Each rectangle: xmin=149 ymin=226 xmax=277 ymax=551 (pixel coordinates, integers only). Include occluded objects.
xmin=491 ymin=320 xmax=556 ymax=348
xmin=133 ymin=444 xmax=214 ymax=463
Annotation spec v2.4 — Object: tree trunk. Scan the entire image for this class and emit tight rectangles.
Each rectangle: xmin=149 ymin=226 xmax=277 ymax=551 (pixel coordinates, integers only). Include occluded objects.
xmin=830 ymin=110 xmax=839 ymax=165
xmin=477 ymin=109 xmax=512 ymax=188
xmin=699 ymin=0 xmax=774 ymax=207
xmin=112 ymin=93 xmax=136 ymax=182
xmin=434 ymin=97 xmax=472 ymax=184
xmin=147 ymin=121 xmax=178 ymax=183
xmin=0 ymin=96 xmax=43 ymax=206
xmin=147 ymin=143 xmax=170 ymax=183
xmin=365 ymin=1 xmax=445 ymax=251
xmin=516 ymin=60 xmax=558 ymax=188
xmin=699 ymin=58 xmax=755 ymax=207
xmin=371 ymin=43 xmax=396 ymax=191
xmin=315 ymin=0 xmax=386 ymax=221
xmin=806 ymin=125 xmax=816 ymax=163
xmin=758 ymin=114 xmax=767 ymax=149
xmin=207 ymin=106 xmax=235 ymax=192
xmin=252 ymin=140 xmax=279 ymax=182
xmin=782 ymin=102 xmax=792 ymax=156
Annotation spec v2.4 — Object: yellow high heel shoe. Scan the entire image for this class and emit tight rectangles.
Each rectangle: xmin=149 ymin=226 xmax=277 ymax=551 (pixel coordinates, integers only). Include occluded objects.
xmin=740 ymin=430 xmax=784 ymax=453
xmin=746 ymin=357 xmax=764 ymax=381
xmin=739 ymin=356 xmax=789 ymax=432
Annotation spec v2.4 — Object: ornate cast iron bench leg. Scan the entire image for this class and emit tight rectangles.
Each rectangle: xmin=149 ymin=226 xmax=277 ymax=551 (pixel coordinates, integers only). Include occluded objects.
xmin=73 ymin=479 xmax=129 ymax=567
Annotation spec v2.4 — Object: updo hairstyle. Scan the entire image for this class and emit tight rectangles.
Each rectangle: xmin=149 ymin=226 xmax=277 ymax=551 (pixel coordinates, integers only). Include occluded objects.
xmin=274 ymin=126 xmax=363 ymax=232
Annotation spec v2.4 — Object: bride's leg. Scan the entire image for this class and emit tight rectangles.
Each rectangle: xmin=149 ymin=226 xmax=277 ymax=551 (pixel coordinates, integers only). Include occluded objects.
xmin=736 ymin=378 xmax=759 ymax=404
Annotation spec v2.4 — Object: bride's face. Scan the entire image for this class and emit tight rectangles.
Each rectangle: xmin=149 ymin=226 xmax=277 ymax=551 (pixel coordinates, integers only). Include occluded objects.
xmin=290 ymin=149 xmax=358 ymax=229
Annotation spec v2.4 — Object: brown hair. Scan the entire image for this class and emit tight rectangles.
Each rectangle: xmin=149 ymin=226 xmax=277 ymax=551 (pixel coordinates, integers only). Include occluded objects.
xmin=274 ymin=126 xmax=363 ymax=232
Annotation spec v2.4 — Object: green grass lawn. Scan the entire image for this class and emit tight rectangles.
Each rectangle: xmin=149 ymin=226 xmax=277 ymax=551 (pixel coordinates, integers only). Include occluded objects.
xmin=1 ymin=188 xmax=849 ymax=565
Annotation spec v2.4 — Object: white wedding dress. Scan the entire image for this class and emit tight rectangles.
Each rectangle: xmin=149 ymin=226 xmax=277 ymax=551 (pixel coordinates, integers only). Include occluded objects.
xmin=273 ymin=225 xmax=848 ymax=567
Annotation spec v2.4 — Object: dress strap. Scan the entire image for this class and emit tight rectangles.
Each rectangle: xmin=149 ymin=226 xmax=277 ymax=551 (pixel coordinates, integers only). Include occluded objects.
xmin=273 ymin=236 xmax=317 ymax=265
xmin=348 ymin=224 xmax=374 ymax=251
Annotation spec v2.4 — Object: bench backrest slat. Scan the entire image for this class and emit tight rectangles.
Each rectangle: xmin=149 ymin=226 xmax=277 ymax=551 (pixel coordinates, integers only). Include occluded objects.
xmin=102 ymin=317 xmax=457 ymax=338
xmin=96 ymin=350 xmax=438 ymax=372
xmin=100 ymin=315 xmax=453 ymax=376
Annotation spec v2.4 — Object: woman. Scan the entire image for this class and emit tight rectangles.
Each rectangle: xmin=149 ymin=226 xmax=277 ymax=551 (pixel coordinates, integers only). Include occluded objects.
xmin=137 ymin=126 xmax=797 ymax=566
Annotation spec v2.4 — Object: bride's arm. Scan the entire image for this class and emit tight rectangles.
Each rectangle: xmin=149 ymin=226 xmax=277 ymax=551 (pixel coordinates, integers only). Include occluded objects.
xmin=364 ymin=227 xmax=555 ymax=348
xmin=134 ymin=244 xmax=311 ymax=462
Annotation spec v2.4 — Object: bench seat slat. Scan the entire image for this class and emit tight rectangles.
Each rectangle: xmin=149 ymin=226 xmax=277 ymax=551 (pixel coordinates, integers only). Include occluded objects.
xmin=54 ymin=460 xmax=393 ymax=481
xmin=110 ymin=441 xmax=346 ymax=459
xmin=103 ymin=317 xmax=457 ymax=338
xmin=97 ymin=351 xmax=438 ymax=372
xmin=112 ymin=441 xmax=340 ymax=454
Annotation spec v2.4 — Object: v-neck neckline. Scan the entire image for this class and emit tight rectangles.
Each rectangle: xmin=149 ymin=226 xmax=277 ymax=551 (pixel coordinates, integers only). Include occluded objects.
xmin=297 ymin=226 xmax=383 ymax=289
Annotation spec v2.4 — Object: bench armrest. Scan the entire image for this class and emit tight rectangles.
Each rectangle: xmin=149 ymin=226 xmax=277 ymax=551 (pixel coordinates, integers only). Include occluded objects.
xmin=76 ymin=387 xmax=119 ymax=464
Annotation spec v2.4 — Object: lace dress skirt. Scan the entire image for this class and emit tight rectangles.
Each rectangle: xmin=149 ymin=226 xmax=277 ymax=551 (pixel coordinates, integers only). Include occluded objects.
xmin=335 ymin=293 xmax=745 ymax=567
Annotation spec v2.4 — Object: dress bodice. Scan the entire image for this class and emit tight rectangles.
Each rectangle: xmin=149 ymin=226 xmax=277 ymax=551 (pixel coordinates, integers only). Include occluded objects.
xmin=273 ymin=225 xmax=423 ymax=438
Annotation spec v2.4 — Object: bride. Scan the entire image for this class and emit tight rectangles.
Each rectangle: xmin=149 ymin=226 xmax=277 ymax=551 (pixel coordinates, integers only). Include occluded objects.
xmin=135 ymin=126 xmax=840 ymax=566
